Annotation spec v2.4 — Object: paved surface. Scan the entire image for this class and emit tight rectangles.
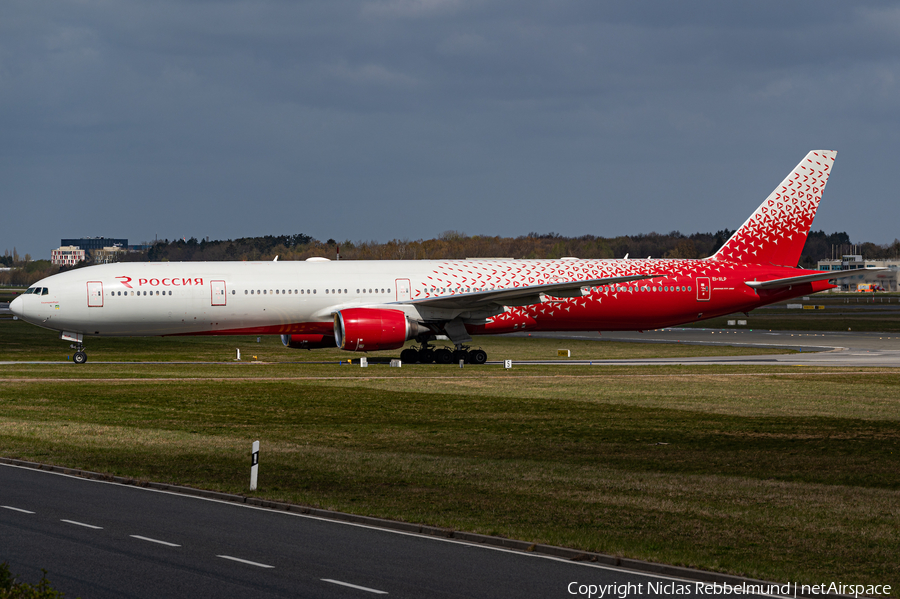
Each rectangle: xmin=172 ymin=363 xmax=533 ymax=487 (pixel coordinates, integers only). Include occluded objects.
xmin=507 ymin=328 xmax=900 ymax=367
xmin=0 ymin=464 xmax=783 ymax=599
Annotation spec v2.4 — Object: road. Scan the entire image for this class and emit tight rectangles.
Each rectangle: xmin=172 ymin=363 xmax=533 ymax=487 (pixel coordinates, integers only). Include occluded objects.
xmin=0 ymin=464 xmax=784 ymax=599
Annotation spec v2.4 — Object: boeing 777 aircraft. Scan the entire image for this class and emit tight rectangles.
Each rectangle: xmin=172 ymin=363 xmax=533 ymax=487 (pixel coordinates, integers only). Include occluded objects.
xmin=11 ymin=150 xmax=865 ymax=365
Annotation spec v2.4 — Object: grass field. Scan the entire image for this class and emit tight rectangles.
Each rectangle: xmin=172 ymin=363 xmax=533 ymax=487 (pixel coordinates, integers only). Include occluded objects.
xmin=0 ymin=319 xmax=898 ymax=589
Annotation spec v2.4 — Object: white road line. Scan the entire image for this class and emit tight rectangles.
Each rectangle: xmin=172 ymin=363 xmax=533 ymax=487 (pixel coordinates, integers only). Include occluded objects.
xmin=322 ymin=579 xmax=388 ymax=595
xmin=216 ymin=555 xmax=274 ymax=569
xmin=61 ymin=519 xmax=103 ymax=530
xmin=1 ymin=505 xmax=35 ymax=514
xmin=130 ymin=534 xmax=181 ymax=547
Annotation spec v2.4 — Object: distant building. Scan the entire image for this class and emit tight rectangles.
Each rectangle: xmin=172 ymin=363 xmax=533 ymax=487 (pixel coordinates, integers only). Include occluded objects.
xmin=93 ymin=246 xmax=127 ymax=264
xmin=817 ymin=255 xmax=900 ymax=291
xmin=51 ymin=246 xmax=86 ymax=267
xmin=61 ymin=237 xmax=128 ymax=252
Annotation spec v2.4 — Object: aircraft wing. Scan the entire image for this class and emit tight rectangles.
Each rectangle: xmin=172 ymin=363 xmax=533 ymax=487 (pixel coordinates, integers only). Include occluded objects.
xmin=401 ymin=274 xmax=667 ymax=310
xmin=744 ymin=268 xmax=887 ymax=290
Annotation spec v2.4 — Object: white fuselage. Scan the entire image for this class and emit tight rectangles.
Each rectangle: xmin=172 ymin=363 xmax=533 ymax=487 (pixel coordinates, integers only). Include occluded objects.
xmin=11 ymin=260 xmax=450 ymax=337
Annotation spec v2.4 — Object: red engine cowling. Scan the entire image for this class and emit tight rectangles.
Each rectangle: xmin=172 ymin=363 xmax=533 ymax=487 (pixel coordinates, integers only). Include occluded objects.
xmin=333 ymin=308 xmax=425 ymax=351
xmin=281 ymin=334 xmax=337 ymax=350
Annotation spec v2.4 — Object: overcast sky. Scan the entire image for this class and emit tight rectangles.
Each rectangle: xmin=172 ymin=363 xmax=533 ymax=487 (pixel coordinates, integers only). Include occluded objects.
xmin=3 ymin=1 xmax=899 ymax=259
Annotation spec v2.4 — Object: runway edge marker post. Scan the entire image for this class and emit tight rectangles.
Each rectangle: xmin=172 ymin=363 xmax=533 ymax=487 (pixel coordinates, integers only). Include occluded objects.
xmin=250 ymin=440 xmax=259 ymax=491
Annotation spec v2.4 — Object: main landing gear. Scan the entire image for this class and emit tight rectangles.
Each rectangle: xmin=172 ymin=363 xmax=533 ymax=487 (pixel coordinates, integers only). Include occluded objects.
xmin=400 ymin=342 xmax=487 ymax=365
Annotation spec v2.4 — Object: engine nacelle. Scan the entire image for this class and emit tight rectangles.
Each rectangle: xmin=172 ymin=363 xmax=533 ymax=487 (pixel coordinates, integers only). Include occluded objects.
xmin=281 ymin=333 xmax=337 ymax=350
xmin=333 ymin=308 xmax=427 ymax=351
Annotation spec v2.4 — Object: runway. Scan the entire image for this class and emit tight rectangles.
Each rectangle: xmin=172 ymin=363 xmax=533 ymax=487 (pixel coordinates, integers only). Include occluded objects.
xmin=0 ymin=463 xmax=783 ymax=599
xmin=507 ymin=328 xmax=900 ymax=367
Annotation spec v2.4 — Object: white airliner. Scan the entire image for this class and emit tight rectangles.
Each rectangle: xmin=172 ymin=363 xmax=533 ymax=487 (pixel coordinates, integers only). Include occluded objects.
xmin=11 ymin=151 xmax=861 ymax=365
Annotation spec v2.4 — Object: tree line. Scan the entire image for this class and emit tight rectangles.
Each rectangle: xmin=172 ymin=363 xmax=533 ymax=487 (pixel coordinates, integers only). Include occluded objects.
xmin=3 ymin=231 xmax=899 ymax=288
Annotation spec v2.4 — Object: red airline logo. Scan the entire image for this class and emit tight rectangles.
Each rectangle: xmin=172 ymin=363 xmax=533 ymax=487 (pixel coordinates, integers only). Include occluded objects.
xmin=116 ymin=276 xmax=204 ymax=289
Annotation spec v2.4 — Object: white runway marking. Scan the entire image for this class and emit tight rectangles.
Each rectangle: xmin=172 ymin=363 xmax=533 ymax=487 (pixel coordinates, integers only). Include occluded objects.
xmin=1 ymin=505 xmax=35 ymax=514
xmin=216 ymin=555 xmax=274 ymax=568
xmin=130 ymin=534 xmax=181 ymax=547
xmin=322 ymin=579 xmax=388 ymax=594
xmin=61 ymin=519 xmax=103 ymax=529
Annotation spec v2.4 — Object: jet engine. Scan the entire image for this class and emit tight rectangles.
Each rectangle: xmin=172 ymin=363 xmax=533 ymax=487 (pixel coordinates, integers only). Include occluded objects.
xmin=281 ymin=333 xmax=337 ymax=350
xmin=333 ymin=308 xmax=428 ymax=351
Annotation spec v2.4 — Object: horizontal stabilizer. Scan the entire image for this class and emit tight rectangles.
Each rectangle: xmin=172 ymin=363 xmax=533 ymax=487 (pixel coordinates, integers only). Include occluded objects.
xmin=745 ymin=268 xmax=887 ymax=290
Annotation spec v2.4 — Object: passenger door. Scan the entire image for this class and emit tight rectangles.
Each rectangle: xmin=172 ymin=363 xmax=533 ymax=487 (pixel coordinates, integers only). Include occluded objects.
xmin=395 ymin=278 xmax=411 ymax=301
xmin=211 ymin=280 xmax=227 ymax=306
xmin=87 ymin=281 xmax=104 ymax=307
xmin=696 ymin=277 xmax=711 ymax=302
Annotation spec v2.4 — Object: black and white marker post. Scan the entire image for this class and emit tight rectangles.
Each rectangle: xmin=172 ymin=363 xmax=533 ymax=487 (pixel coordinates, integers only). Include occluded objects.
xmin=250 ymin=440 xmax=259 ymax=491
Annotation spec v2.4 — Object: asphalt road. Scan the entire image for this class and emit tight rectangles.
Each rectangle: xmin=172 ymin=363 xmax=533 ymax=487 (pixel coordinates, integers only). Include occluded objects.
xmin=0 ymin=464 xmax=783 ymax=599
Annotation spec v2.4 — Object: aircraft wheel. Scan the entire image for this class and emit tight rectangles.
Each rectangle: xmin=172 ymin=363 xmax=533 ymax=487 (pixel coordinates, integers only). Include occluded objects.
xmin=434 ymin=348 xmax=453 ymax=364
xmin=418 ymin=348 xmax=435 ymax=364
xmin=468 ymin=349 xmax=487 ymax=365
xmin=452 ymin=349 xmax=469 ymax=364
xmin=73 ymin=351 xmax=88 ymax=365
xmin=400 ymin=348 xmax=419 ymax=363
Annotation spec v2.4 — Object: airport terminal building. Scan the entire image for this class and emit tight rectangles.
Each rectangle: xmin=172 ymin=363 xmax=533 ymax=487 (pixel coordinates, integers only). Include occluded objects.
xmin=817 ymin=255 xmax=900 ymax=291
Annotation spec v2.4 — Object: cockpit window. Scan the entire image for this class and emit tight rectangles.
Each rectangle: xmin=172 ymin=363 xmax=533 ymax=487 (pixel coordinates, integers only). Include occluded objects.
xmin=41 ymin=288 xmax=49 ymax=295
xmin=24 ymin=287 xmax=37 ymax=294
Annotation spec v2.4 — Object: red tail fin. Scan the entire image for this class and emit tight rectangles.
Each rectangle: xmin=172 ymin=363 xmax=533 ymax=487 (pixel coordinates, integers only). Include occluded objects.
xmin=711 ymin=150 xmax=836 ymax=267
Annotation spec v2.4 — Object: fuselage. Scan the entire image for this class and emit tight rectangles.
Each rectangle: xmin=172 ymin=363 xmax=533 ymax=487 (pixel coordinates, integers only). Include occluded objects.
xmin=10 ymin=257 xmax=831 ymax=341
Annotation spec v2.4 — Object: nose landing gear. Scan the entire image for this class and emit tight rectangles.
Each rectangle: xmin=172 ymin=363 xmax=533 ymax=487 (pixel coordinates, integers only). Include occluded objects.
xmin=71 ymin=343 xmax=87 ymax=364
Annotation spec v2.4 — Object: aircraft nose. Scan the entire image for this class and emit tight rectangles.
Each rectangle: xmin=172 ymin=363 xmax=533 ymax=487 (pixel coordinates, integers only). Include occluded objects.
xmin=9 ymin=295 xmax=25 ymax=319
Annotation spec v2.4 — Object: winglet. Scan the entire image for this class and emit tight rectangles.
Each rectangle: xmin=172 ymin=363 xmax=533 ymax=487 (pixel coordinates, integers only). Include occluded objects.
xmin=711 ymin=151 xmax=837 ymax=267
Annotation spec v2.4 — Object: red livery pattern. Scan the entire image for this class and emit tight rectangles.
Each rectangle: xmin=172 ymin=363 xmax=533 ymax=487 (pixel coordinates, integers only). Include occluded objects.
xmin=713 ymin=151 xmax=834 ymax=267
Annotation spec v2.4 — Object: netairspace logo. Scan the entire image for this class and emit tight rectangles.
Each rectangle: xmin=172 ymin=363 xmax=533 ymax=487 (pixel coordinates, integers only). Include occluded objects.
xmin=567 ymin=581 xmax=894 ymax=598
